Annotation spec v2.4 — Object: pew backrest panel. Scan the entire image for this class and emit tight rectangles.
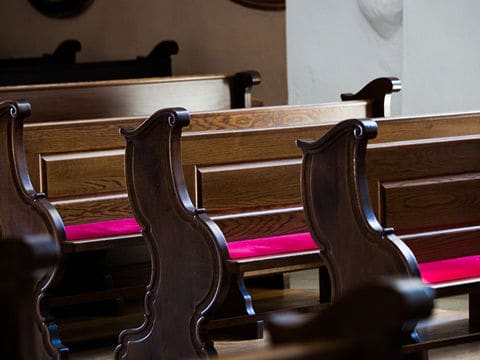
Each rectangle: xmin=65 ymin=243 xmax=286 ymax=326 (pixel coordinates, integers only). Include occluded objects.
xmin=24 ymin=101 xmax=388 ymax=232
xmin=367 ymin=134 xmax=480 ymax=263
xmin=1 ymin=71 xmax=260 ymax=123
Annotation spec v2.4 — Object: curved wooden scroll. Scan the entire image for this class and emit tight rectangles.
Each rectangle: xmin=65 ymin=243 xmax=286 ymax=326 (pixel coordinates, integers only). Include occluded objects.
xmin=341 ymin=77 xmax=401 ymax=117
xmin=0 ymin=101 xmax=67 ymax=359
xmin=297 ymin=119 xmax=421 ymax=302
xmin=117 ymin=108 xmax=231 ymax=359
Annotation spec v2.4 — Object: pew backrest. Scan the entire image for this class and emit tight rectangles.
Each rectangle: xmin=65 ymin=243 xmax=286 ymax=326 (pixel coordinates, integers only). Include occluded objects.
xmin=21 ymin=78 xmax=399 ymax=246
xmin=1 ymin=71 xmax=260 ymax=123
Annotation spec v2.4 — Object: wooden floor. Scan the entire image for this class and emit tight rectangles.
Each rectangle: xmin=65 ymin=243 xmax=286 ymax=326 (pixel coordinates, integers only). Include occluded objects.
xmin=69 ymin=270 xmax=480 ymax=359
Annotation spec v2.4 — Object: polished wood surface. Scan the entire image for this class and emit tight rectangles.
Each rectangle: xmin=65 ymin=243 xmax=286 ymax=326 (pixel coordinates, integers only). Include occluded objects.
xmin=0 ymin=100 xmax=67 ymax=358
xmin=116 ymin=78 xmax=400 ymax=358
xmin=299 ymin=116 xmax=480 ymax=350
xmin=1 ymin=70 xmax=260 ymax=123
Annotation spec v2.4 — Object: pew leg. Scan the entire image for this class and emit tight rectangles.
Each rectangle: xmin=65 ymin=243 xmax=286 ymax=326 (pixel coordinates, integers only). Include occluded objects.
xmin=469 ymin=290 xmax=480 ymax=330
xmin=209 ymin=272 xmax=264 ymax=340
xmin=319 ymin=266 xmax=332 ymax=303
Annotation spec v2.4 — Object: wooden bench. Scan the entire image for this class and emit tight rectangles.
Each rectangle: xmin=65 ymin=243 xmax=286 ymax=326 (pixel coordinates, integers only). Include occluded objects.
xmin=0 ymin=72 xmax=260 ymax=347
xmin=0 ymin=235 xmax=64 ymax=360
xmin=298 ymin=115 xmax=480 ymax=350
xmin=1 ymin=78 xmax=396 ymax=346
xmin=117 ymin=104 xmax=480 ymax=358
xmin=113 ymin=79 xmax=400 ymax=358
xmin=0 ymin=40 xmax=178 ymax=85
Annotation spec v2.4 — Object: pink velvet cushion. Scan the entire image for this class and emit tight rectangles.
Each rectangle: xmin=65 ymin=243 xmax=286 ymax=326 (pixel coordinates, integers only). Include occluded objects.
xmin=65 ymin=218 xmax=141 ymax=241
xmin=65 ymin=219 xmax=318 ymax=260
xmin=419 ymin=255 xmax=480 ymax=284
xmin=227 ymin=232 xmax=318 ymax=260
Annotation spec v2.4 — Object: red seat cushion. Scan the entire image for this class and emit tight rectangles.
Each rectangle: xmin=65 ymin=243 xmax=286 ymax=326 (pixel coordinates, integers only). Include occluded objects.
xmin=65 ymin=219 xmax=480 ymax=285
xmin=65 ymin=218 xmax=141 ymax=241
xmin=419 ymin=255 xmax=480 ymax=284
xmin=65 ymin=218 xmax=318 ymax=258
xmin=227 ymin=232 xmax=318 ymax=259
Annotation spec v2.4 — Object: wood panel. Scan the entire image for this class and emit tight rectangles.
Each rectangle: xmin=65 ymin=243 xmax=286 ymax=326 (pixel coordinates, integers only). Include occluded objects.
xmin=365 ymin=135 xmax=480 ymax=263
xmin=367 ymin=135 xmax=480 ymax=214
xmin=197 ymin=159 xmax=301 ymax=212
xmin=52 ymin=194 xmax=131 ymax=225
xmin=41 ymin=149 xmax=125 ymax=198
xmin=1 ymin=75 xmax=234 ymax=123
xmin=380 ymin=173 xmax=480 ymax=231
xmin=213 ymin=207 xmax=306 ymax=242
xmin=402 ymin=226 xmax=480 ymax=262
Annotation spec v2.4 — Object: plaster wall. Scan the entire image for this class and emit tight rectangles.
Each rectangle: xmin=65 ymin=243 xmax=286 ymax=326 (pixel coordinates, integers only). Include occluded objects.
xmin=0 ymin=0 xmax=287 ymax=105
xmin=286 ymin=0 xmax=402 ymax=113
xmin=403 ymin=0 xmax=480 ymax=114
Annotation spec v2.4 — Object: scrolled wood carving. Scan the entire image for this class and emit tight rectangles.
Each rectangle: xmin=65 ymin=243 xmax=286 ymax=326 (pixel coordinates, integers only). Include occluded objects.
xmin=116 ymin=108 xmax=231 ymax=359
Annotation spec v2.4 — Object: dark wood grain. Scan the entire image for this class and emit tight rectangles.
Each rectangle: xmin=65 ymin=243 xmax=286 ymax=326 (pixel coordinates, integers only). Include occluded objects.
xmin=117 ymin=77 xmax=400 ymax=358
xmin=0 ymin=101 xmax=68 ymax=359
xmin=299 ymin=117 xmax=480 ymax=351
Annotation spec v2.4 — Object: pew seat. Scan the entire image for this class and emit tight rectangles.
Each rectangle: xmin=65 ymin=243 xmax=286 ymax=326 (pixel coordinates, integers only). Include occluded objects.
xmin=65 ymin=217 xmax=480 ymax=286
xmin=66 ymin=218 xmax=317 ymax=258
xmin=419 ymin=255 xmax=480 ymax=285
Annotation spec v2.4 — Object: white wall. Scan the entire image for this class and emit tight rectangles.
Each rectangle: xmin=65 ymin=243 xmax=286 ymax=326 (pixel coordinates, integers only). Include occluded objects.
xmin=287 ymin=0 xmax=480 ymax=115
xmin=0 ymin=0 xmax=287 ymax=105
xmin=402 ymin=0 xmax=480 ymax=115
xmin=287 ymin=0 xmax=402 ymax=112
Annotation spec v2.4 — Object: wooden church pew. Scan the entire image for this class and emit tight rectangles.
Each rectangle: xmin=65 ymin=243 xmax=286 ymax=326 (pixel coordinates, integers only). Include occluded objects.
xmin=0 ymin=40 xmax=178 ymax=86
xmin=298 ymin=116 xmax=480 ymax=350
xmin=0 ymin=235 xmax=61 ymax=360
xmin=0 ymin=79 xmax=397 ymax=348
xmin=118 ymin=104 xmax=480 ymax=357
xmin=0 ymin=101 xmax=68 ymax=359
xmin=3 ymin=70 xmax=261 ymax=343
